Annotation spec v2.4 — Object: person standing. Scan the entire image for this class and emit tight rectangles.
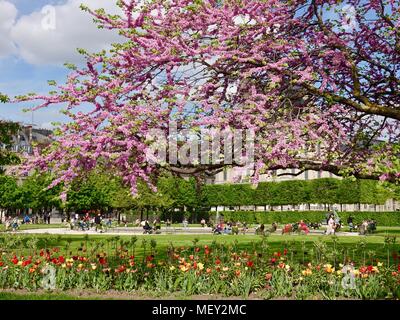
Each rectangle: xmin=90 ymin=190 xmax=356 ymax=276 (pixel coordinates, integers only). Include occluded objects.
xmin=47 ymin=211 xmax=51 ymax=224
xmin=182 ymin=218 xmax=188 ymax=230
xmin=95 ymin=213 xmax=102 ymax=232
xmin=347 ymin=216 xmax=355 ymax=231
xmin=326 ymin=214 xmax=335 ymax=235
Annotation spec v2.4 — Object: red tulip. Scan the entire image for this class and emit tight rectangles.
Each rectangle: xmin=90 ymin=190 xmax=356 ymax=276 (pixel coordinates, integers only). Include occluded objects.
xmin=247 ymin=261 xmax=254 ymax=268
xmin=22 ymin=260 xmax=31 ymax=267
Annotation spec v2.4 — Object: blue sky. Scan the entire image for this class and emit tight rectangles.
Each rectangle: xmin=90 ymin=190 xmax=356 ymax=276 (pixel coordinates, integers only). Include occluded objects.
xmin=0 ymin=0 xmax=119 ymax=128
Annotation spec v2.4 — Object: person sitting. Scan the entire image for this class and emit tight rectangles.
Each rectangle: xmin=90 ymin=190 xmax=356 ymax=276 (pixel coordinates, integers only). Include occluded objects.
xmin=154 ymin=218 xmax=161 ymax=233
xmin=223 ymin=224 xmax=232 ymax=235
xmin=241 ymin=222 xmax=248 ymax=234
xmin=106 ymin=218 xmax=112 ymax=228
xmin=232 ymin=224 xmax=239 ymax=235
xmin=23 ymin=214 xmax=31 ymax=224
xmin=213 ymin=223 xmax=223 ymax=234
xmin=4 ymin=216 xmax=11 ymax=231
xmin=200 ymin=218 xmax=206 ymax=227
xmin=143 ymin=220 xmax=153 ymax=234
xmin=298 ymin=220 xmax=310 ymax=234
xmin=78 ymin=218 xmax=88 ymax=231
xmin=269 ymin=222 xmax=277 ymax=233
xmin=256 ymin=224 xmax=265 ymax=235
xmin=11 ymin=217 xmax=20 ymax=231
xmin=347 ymin=216 xmax=356 ymax=232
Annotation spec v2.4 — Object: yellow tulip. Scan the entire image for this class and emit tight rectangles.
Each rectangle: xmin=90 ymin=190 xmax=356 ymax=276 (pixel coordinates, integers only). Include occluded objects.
xmin=198 ymin=263 xmax=204 ymax=271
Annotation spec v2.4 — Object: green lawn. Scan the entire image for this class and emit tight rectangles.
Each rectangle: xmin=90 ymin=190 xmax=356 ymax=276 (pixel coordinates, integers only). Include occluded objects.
xmin=0 ymin=224 xmax=65 ymax=232
xmin=0 ymin=291 xmax=97 ymax=300
xmin=0 ymin=232 xmax=398 ymax=265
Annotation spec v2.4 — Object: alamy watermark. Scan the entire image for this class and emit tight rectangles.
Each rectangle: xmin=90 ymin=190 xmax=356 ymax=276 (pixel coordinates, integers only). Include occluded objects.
xmin=145 ymin=122 xmax=255 ymax=167
xmin=41 ymin=5 xmax=56 ymax=30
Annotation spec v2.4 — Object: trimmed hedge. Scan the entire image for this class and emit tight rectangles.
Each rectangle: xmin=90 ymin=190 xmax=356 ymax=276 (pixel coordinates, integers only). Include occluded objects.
xmin=211 ymin=211 xmax=400 ymax=226
xmin=203 ymin=178 xmax=394 ymax=207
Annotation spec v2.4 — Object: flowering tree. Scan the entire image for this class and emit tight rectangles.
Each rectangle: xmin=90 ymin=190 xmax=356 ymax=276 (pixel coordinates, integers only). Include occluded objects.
xmin=10 ymin=0 xmax=400 ymax=195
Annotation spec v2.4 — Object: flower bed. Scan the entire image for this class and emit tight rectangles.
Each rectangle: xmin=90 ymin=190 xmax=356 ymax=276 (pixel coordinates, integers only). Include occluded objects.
xmin=1 ymin=237 xmax=400 ymax=300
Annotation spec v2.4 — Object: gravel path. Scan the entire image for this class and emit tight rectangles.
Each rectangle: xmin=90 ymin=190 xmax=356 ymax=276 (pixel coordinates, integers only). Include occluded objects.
xmin=9 ymin=227 xmax=360 ymax=236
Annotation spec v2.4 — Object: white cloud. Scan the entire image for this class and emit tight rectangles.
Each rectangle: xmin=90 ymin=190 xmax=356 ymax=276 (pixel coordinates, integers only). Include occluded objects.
xmin=0 ymin=0 xmax=18 ymax=58
xmin=9 ymin=0 xmax=123 ymax=65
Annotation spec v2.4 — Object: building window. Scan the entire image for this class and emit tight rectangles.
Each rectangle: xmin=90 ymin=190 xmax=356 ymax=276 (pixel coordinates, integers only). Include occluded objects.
xmin=223 ymin=168 xmax=228 ymax=181
xmin=304 ymin=170 xmax=309 ymax=180
xmin=317 ymin=170 xmax=322 ymax=179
